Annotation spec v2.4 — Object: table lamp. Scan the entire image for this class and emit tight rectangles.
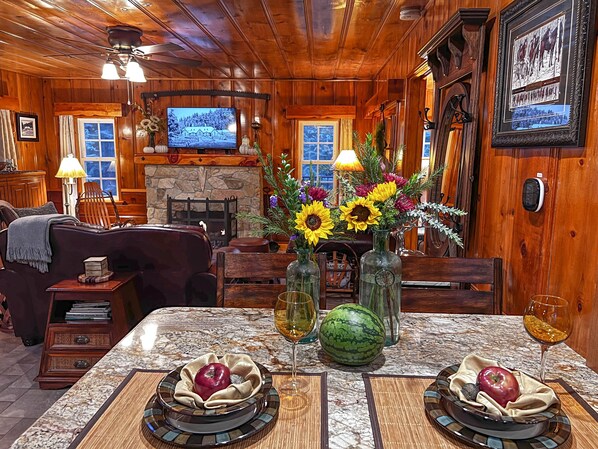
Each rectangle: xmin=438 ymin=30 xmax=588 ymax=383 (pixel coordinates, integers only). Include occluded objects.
xmin=333 ymin=149 xmax=364 ymax=205
xmin=55 ymin=154 xmax=86 ymax=216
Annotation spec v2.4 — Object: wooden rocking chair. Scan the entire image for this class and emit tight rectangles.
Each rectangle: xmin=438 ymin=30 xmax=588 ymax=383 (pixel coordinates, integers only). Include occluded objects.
xmin=76 ymin=182 xmax=131 ymax=229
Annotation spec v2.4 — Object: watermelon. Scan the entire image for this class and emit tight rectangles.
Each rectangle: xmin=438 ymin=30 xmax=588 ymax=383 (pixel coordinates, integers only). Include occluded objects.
xmin=319 ymin=304 xmax=385 ymax=366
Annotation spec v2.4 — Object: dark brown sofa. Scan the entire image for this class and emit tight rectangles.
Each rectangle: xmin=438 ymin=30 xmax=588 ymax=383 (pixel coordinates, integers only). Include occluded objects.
xmin=0 ymin=222 xmax=216 ymax=345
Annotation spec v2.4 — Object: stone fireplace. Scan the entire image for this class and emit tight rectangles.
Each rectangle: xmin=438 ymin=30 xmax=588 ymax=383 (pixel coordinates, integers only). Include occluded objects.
xmin=143 ymin=160 xmax=262 ymax=237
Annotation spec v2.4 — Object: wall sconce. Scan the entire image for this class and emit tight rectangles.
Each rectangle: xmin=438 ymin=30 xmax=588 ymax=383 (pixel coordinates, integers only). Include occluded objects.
xmin=251 ymin=116 xmax=262 ymax=146
xmin=55 ymin=154 xmax=86 ymax=216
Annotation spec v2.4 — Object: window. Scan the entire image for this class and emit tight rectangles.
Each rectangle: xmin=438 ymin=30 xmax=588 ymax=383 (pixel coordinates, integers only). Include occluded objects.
xmin=298 ymin=121 xmax=339 ymax=192
xmin=77 ymin=119 xmax=118 ymax=198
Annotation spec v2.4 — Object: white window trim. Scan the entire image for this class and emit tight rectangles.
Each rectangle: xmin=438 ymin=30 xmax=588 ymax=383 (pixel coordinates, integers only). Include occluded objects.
xmin=297 ymin=120 xmax=339 ymax=190
xmin=77 ymin=118 xmax=118 ymax=199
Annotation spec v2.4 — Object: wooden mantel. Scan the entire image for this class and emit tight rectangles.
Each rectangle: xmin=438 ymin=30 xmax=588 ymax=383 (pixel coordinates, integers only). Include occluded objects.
xmin=133 ymin=153 xmax=261 ymax=167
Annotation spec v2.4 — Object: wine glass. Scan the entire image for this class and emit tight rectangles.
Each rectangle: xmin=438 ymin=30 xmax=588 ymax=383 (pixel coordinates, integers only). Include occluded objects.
xmin=274 ymin=291 xmax=316 ymax=394
xmin=523 ymin=295 xmax=572 ymax=382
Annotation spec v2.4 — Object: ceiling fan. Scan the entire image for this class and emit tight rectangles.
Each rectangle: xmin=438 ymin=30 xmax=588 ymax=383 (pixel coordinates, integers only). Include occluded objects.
xmin=48 ymin=25 xmax=201 ymax=81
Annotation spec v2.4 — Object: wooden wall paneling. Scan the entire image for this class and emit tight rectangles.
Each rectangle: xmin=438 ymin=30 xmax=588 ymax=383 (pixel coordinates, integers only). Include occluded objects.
xmin=353 ymin=81 xmax=374 ymax=140
xmin=214 ymin=80 xmax=234 ymax=108
xmin=42 ymin=79 xmax=60 ymax=193
xmin=314 ymin=81 xmax=335 ymax=104
xmin=232 ymin=80 xmax=252 ymax=147
xmin=254 ymin=80 xmax=273 ymax=155
xmin=333 ymin=81 xmax=355 ymax=106
xmin=273 ymin=80 xmax=294 ymax=161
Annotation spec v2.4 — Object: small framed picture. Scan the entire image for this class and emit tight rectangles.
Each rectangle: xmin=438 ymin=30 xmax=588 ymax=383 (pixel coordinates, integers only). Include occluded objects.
xmin=15 ymin=113 xmax=39 ymax=142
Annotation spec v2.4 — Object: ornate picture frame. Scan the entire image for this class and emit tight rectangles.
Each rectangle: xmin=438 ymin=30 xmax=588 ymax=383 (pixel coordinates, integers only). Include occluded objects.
xmin=15 ymin=113 xmax=39 ymax=142
xmin=492 ymin=0 xmax=596 ymax=147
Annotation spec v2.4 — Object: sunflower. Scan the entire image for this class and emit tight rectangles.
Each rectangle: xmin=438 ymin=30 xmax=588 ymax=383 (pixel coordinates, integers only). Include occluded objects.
xmin=295 ymin=201 xmax=334 ymax=245
xmin=367 ymin=181 xmax=397 ymax=203
xmin=340 ymin=198 xmax=381 ymax=231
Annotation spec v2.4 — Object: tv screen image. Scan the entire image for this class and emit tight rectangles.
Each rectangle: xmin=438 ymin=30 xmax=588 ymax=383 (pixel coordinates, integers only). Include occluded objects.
xmin=167 ymin=107 xmax=237 ymax=150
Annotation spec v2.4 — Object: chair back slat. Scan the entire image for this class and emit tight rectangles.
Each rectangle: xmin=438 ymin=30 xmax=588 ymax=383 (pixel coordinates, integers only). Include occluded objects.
xmin=77 ymin=182 xmax=120 ymax=229
xmin=217 ymin=252 xmax=327 ymax=309
xmin=401 ymin=256 xmax=502 ymax=315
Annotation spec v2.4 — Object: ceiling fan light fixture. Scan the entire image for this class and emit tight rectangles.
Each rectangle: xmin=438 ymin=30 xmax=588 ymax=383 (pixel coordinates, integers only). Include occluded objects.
xmin=125 ymin=58 xmax=146 ymax=83
xmin=101 ymin=60 xmax=120 ymax=80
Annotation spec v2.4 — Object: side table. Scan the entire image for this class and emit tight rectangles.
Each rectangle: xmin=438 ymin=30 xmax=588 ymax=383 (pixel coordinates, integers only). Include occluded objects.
xmin=37 ymin=273 xmax=142 ymax=389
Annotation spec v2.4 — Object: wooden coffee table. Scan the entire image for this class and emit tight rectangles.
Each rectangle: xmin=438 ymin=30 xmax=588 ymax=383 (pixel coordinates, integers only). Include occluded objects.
xmin=37 ymin=273 xmax=142 ymax=389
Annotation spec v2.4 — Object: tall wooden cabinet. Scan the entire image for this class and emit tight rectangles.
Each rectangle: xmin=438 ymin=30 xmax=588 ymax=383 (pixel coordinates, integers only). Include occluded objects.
xmin=0 ymin=171 xmax=48 ymax=207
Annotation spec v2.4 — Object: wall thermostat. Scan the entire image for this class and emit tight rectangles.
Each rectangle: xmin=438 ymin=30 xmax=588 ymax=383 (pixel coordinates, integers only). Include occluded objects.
xmin=522 ymin=178 xmax=545 ymax=212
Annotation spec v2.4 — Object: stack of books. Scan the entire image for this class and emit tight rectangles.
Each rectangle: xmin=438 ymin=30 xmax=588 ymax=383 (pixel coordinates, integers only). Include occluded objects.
xmin=65 ymin=301 xmax=111 ymax=321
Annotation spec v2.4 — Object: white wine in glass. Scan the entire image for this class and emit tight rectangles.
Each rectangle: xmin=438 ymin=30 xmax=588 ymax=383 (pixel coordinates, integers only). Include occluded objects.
xmin=274 ymin=291 xmax=316 ymax=393
xmin=523 ymin=295 xmax=572 ymax=382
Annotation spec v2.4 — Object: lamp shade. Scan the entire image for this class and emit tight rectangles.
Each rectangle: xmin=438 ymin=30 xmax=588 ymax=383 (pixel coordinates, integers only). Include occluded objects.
xmin=56 ymin=154 xmax=86 ymax=179
xmin=125 ymin=59 xmax=146 ymax=83
xmin=333 ymin=149 xmax=364 ymax=172
xmin=101 ymin=61 xmax=120 ymax=80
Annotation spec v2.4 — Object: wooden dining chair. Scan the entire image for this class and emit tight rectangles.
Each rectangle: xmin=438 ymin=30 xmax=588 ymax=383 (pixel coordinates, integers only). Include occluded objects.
xmin=76 ymin=181 xmax=128 ymax=229
xmin=400 ymin=256 xmax=503 ymax=315
xmin=216 ymin=252 xmax=327 ymax=309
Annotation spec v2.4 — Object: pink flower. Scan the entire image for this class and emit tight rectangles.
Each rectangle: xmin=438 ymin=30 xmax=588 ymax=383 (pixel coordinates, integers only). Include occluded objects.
xmin=395 ymin=194 xmax=415 ymax=212
xmin=355 ymin=183 xmax=376 ymax=197
xmin=384 ymin=173 xmax=408 ymax=188
xmin=308 ymin=186 xmax=328 ymax=202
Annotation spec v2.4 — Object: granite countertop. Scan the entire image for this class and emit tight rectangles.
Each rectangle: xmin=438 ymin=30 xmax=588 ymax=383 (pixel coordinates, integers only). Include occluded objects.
xmin=11 ymin=308 xmax=598 ymax=449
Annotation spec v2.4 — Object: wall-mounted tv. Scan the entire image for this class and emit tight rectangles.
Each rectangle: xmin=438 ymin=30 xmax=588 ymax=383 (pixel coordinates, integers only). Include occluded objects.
xmin=167 ymin=107 xmax=237 ymax=150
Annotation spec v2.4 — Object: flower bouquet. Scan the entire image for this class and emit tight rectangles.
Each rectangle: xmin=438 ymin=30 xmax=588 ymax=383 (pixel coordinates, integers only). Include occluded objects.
xmin=337 ymin=133 xmax=466 ymax=345
xmin=136 ymin=110 xmax=165 ymax=149
xmin=238 ymin=147 xmax=336 ymax=343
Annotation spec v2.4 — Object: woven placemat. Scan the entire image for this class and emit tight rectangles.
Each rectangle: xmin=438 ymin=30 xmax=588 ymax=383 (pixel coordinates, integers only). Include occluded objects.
xmin=68 ymin=369 xmax=328 ymax=449
xmin=363 ymin=374 xmax=598 ymax=449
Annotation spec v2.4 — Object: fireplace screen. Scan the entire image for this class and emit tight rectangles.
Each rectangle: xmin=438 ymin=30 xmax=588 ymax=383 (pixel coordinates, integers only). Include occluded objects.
xmin=167 ymin=196 xmax=237 ymax=248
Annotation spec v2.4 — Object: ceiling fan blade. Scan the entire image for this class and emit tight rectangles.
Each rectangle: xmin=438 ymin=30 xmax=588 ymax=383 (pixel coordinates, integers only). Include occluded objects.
xmin=147 ymin=54 xmax=202 ymax=67
xmin=136 ymin=43 xmax=183 ymax=54
xmin=44 ymin=52 xmax=106 ymax=58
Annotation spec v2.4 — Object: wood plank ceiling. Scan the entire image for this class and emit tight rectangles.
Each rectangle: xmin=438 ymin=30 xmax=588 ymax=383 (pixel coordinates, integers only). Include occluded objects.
xmin=0 ymin=0 xmax=423 ymax=80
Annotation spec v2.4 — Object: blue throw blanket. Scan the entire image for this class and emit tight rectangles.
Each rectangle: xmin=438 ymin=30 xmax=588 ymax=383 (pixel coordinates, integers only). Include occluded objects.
xmin=6 ymin=214 xmax=79 ymax=273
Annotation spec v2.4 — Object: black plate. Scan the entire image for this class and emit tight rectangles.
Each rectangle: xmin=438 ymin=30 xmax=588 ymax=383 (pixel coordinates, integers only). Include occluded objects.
xmin=143 ymin=386 xmax=279 ymax=448
xmin=424 ymin=381 xmax=571 ymax=448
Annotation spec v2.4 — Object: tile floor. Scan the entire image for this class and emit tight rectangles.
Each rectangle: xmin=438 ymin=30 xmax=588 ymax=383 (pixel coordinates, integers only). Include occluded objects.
xmin=0 ymin=330 xmax=67 ymax=449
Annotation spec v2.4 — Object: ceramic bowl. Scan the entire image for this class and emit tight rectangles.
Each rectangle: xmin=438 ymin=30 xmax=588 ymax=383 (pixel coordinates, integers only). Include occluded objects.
xmin=156 ymin=363 xmax=273 ymax=434
xmin=435 ymin=364 xmax=561 ymax=440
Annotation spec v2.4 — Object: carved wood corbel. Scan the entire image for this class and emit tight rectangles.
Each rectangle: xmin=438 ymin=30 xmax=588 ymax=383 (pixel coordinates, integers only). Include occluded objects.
xmin=436 ymin=46 xmax=452 ymax=76
xmin=448 ymin=35 xmax=465 ymax=69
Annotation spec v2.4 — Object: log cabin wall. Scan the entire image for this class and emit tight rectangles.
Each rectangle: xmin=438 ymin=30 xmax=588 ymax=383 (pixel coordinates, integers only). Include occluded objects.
xmin=0 ymin=70 xmax=49 ymax=174
xmin=1 ymin=72 xmax=373 ymax=220
xmin=377 ymin=0 xmax=598 ymax=362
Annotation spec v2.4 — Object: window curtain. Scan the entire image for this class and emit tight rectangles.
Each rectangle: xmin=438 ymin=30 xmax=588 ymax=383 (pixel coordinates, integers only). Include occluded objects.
xmin=59 ymin=115 xmax=76 ymax=158
xmin=59 ymin=115 xmax=79 ymax=216
xmin=339 ymin=118 xmax=353 ymax=151
xmin=0 ymin=110 xmax=18 ymax=168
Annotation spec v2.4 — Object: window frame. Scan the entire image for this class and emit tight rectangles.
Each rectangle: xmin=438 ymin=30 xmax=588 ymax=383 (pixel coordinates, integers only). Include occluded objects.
xmin=297 ymin=120 xmax=340 ymax=192
xmin=77 ymin=118 xmax=119 ymax=199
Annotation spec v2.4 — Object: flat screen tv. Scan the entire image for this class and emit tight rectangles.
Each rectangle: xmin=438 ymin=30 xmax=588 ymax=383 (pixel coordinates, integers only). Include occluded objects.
xmin=167 ymin=107 xmax=237 ymax=150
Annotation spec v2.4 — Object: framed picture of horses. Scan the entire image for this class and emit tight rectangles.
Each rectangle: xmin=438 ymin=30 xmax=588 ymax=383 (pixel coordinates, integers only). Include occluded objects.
xmin=492 ymin=0 xmax=596 ymax=147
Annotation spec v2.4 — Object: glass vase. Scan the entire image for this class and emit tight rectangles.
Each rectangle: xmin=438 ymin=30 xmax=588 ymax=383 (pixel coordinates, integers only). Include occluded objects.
xmin=359 ymin=229 xmax=401 ymax=346
xmin=286 ymin=248 xmax=320 ymax=344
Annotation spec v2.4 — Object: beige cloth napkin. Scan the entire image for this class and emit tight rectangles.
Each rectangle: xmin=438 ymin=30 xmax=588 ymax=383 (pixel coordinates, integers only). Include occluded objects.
xmin=174 ymin=353 xmax=262 ymax=409
xmin=448 ymin=354 xmax=558 ymax=417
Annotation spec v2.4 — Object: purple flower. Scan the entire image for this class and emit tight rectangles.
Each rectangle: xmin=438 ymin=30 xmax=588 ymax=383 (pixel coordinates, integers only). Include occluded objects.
xmin=290 ymin=234 xmax=299 ymax=241
xmin=395 ymin=194 xmax=415 ymax=212
xmin=384 ymin=173 xmax=408 ymax=188
xmin=269 ymin=195 xmax=278 ymax=208
xmin=355 ymin=183 xmax=376 ymax=197
xmin=308 ymin=186 xmax=328 ymax=201
xmin=299 ymin=192 xmax=307 ymax=203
